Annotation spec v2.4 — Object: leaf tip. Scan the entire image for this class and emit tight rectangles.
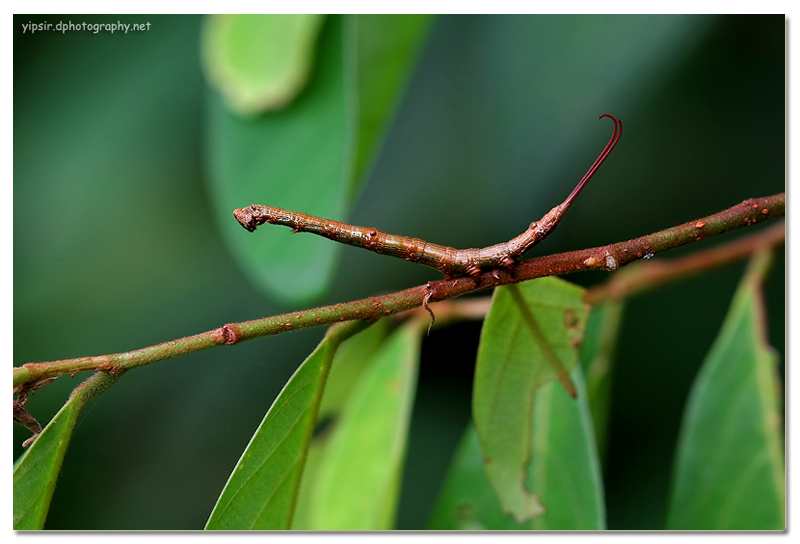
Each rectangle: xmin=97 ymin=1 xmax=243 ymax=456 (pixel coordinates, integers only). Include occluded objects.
xmin=508 ymin=489 xmax=547 ymax=524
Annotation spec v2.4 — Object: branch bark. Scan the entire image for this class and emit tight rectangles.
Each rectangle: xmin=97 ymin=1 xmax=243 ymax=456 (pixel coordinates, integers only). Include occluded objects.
xmin=13 ymin=193 xmax=784 ymax=389
xmin=584 ymin=220 xmax=785 ymax=304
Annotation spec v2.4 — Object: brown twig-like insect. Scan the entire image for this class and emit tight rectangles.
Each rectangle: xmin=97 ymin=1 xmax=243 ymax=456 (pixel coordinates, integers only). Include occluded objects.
xmin=234 ymin=114 xmax=622 ymax=280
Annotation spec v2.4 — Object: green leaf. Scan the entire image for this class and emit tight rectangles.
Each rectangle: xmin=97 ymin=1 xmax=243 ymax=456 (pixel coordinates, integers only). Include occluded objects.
xmin=286 ymin=426 xmax=328 ymax=531
xmin=665 ymin=250 xmax=784 ymax=530
xmin=317 ymin=318 xmax=391 ymax=421
xmin=430 ymin=366 xmax=604 ymax=530
xmin=14 ymin=373 xmax=117 ymax=530
xmin=206 ymin=16 xmax=349 ymax=305
xmin=472 ymin=278 xmax=590 ymax=523
xmin=578 ymin=299 xmax=625 ymax=462
xmin=291 ymin=319 xmax=390 ymax=530
xmin=203 ymin=15 xmax=326 ymax=115
xmin=305 ymin=321 xmax=422 ymax=529
xmin=429 ymin=425 xmax=513 ymax=531
xmin=524 ymin=365 xmax=605 ymax=530
xmin=205 ymin=320 xmax=369 ymax=530
xmin=205 ymin=15 xmax=432 ymax=304
xmin=14 ymin=401 xmax=83 ymax=530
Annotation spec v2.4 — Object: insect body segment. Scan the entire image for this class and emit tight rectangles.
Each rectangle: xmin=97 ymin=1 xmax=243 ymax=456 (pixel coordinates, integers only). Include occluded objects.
xmin=235 ymin=204 xmax=471 ymax=277
xmin=234 ymin=115 xmax=622 ymax=280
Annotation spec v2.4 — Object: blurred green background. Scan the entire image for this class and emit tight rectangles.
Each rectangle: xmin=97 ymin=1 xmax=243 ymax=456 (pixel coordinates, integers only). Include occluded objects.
xmin=14 ymin=14 xmax=784 ymax=529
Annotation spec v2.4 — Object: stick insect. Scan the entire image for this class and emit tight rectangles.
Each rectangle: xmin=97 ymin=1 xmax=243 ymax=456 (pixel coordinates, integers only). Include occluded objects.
xmin=234 ymin=114 xmax=622 ymax=280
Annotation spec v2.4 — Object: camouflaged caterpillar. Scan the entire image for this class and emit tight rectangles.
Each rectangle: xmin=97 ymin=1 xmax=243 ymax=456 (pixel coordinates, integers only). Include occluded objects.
xmin=235 ymin=115 xmax=622 ymax=280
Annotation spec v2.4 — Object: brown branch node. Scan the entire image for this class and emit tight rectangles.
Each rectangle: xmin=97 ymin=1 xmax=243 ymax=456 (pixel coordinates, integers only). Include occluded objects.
xmin=211 ymin=324 xmax=240 ymax=345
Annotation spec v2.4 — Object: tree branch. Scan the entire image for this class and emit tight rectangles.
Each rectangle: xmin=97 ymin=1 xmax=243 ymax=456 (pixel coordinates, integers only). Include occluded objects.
xmin=13 ymin=193 xmax=784 ymax=389
xmin=584 ymin=220 xmax=785 ymax=304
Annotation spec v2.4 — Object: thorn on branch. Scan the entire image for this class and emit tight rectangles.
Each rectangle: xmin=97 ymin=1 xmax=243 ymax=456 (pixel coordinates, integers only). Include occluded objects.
xmin=422 ymin=282 xmax=436 ymax=335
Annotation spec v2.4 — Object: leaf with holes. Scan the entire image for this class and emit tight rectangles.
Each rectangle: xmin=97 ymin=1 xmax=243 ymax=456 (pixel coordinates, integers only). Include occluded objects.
xmin=431 ymin=365 xmax=604 ymax=530
xmin=472 ymin=278 xmax=590 ymax=523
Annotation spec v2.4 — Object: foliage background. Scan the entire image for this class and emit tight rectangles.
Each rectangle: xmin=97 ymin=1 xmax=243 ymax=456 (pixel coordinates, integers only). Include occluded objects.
xmin=13 ymin=14 xmax=784 ymax=529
